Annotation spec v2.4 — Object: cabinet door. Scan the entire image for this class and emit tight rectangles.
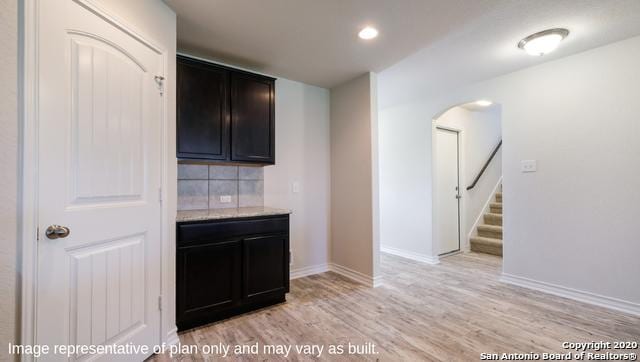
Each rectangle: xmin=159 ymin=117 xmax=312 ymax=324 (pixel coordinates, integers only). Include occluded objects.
xmin=243 ymin=234 xmax=289 ymax=303
xmin=177 ymin=57 xmax=229 ymax=160
xmin=230 ymin=72 xmax=275 ymax=164
xmin=176 ymin=240 xmax=241 ymax=327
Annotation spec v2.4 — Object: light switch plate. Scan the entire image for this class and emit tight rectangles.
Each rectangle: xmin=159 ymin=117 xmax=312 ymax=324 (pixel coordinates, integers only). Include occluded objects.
xmin=521 ymin=160 xmax=537 ymax=173
xmin=292 ymin=181 xmax=301 ymax=193
xmin=219 ymin=195 xmax=232 ymax=203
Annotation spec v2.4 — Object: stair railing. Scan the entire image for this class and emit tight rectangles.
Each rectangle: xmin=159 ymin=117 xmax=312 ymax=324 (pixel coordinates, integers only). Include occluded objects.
xmin=466 ymin=140 xmax=502 ymax=191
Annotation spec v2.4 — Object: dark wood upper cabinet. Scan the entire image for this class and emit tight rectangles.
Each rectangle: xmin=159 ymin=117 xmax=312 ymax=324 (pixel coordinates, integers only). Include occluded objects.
xmin=177 ymin=56 xmax=229 ymax=160
xmin=230 ymin=72 xmax=275 ymax=163
xmin=177 ymin=55 xmax=276 ymax=164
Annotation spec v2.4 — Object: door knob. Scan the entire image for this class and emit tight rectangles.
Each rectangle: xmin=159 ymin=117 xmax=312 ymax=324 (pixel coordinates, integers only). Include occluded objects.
xmin=45 ymin=225 xmax=70 ymax=239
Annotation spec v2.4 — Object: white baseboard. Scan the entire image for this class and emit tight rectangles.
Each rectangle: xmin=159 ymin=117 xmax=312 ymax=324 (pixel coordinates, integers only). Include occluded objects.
xmin=329 ymin=263 xmax=381 ymax=288
xmin=289 ymin=263 xmax=382 ymax=288
xmin=380 ymin=246 xmax=440 ymax=265
xmin=371 ymin=275 xmax=384 ymax=288
xmin=290 ymin=263 xmax=330 ymax=280
xmin=165 ymin=327 xmax=179 ymax=346
xmin=501 ymin=273 xmax=640 ymax=317
xmin=289 ymin=262 xmax=383 ymax=288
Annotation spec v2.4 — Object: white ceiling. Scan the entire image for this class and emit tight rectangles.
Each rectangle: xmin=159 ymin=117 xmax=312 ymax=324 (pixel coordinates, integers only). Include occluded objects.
xmin=378 ymin=0 xmax=640 ymax=108
xmin=167 ymin=0 xmax=640 ymax=102
xmin=166 ymin=0 xmax=506 ymax=87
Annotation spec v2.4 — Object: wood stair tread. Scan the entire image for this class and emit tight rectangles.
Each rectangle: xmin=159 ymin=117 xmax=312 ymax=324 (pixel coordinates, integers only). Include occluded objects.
xmin=489 ymin=202 xmax=503 ymax=215
xmin=470 ymin=236 xmax=503 ymax=256
xmin=477 ymin=224 xmax=502 ymax=232
xmin=483 ymin=213 xmax=502 ymax=226
xmin=477 ymin=224 xmax=503 ymax=239
xmin=470 ymin=236 xmax=503 ymax=246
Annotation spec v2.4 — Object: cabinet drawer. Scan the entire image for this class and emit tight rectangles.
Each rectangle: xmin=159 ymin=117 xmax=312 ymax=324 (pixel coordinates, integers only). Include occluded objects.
xmin=177 ymin=216 xmax=289 ymax=246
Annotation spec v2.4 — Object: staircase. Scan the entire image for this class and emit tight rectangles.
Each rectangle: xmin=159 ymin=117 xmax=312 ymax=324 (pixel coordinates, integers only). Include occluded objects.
xmin=470 ymin=187 xmax=503 ymax=256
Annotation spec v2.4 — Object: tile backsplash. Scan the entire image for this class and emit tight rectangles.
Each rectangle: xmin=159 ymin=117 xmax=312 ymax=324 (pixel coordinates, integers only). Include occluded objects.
xmin=178 ymin=164 xmax=264 ymax=210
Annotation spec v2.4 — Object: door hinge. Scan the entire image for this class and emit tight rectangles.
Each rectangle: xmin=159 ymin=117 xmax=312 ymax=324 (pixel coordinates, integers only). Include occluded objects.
xmin=158 ymin=295 xmax=162 ymax=311
xmin=154 ymin=75 xmax=165 ymax=96
xmin=158 ymin=187 xmax=163 ymax=204
xmin=36 ymin=227 xmax=40 ymax=241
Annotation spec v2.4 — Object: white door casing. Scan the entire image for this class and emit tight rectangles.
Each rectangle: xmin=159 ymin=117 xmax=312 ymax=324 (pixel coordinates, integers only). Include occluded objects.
xmin=35 ymin=0 xmax=163 ymax=359
xmin=435 ymin=127 xmax=461 ymax=255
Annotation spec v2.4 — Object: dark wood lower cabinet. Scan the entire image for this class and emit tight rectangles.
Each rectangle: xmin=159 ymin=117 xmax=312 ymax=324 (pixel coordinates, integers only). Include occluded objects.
xmin=176 ymin=215 xmax=289 ymax=331
xmin=176 ymin=240 xmax=242 ymax=327
xmin=244 ymin=234 xmax=289 ymax=303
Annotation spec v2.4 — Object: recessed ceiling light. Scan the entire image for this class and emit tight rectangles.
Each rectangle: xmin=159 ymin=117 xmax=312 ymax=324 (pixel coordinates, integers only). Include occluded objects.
xmin=518 ymin=28 xmax=569 ymax=56
xmin=476 ymin=100 xmax=493 ymax=107
xmin=358 ymin=26 xmax=379 ymax=40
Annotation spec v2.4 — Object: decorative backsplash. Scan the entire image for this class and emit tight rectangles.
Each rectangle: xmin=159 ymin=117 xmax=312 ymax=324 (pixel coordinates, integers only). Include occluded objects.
xmin=178 ymin=164 xmax=264 ymax=211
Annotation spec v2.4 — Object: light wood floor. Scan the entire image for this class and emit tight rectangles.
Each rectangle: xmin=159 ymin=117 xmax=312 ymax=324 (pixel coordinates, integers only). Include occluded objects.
xmin=153 ymin=252 xmax=640 ymax=361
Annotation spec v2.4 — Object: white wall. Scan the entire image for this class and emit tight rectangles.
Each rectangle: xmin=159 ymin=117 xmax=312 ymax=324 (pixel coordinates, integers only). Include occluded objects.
xmin=175 ymin=52 xmax=333 ymax=277
xmin=264 ymin=79 xmax=331 ymax=274
xmin=435 ymin=106 xmax=502 ymax=244
xmin=1 ymin=0 xmax=19 ymax=357
xmin=379 ymin=35 xmax=640 ymax=309
xmin=379 ymin=104 xmax=433 ymax=257
xmin=330 ymin=73 xmax=379 ymax=280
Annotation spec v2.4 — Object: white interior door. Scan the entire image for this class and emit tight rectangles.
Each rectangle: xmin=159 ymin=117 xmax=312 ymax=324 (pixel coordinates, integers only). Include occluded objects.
xmin=36 ymin=1 xmax=163 ymax=360
xmin=435 ymin=128 xmax=461 ymax=255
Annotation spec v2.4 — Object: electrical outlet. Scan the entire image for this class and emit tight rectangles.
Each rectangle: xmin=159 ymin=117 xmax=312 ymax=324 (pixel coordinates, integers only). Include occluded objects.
xmin=521 ymin=160 xmax=537 ymax=173
xmin=219 ymin=195 xmax=232 ymax=203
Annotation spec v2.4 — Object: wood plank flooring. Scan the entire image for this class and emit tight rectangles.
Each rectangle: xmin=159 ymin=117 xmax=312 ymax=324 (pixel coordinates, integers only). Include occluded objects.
xmin=151 ymin=252 xmax=640 ymax=361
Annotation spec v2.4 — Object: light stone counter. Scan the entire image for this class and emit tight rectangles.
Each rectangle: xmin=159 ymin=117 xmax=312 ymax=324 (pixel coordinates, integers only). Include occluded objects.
xmin=177 ymin=207 xmax=291 ymax=223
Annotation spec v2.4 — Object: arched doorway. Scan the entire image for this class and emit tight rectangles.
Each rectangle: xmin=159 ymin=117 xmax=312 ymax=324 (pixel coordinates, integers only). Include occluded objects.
xmin=432 ymin=101 xmax=503 ymax=258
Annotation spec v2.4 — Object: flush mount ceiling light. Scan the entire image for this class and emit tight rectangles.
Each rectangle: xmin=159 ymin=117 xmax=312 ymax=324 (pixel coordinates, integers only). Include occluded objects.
xmin=518 ymin=28 xmax=569 ymax=56
xmin=476 ymin=100 xmax=493 ymax=107
xmin=358 ymin=26 xmax=379 ymax=40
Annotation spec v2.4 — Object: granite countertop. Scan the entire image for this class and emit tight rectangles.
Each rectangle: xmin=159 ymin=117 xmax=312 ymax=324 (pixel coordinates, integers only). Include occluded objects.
xmin=177 ymin=206 xmax=291 ymax=222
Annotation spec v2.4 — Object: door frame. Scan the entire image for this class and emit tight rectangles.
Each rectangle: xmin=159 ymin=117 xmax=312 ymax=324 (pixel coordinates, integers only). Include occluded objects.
xmin=432 ymin=124 xmax=466 ymax=257
xmin=20 ymin=0 xmax=177 ymax=354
